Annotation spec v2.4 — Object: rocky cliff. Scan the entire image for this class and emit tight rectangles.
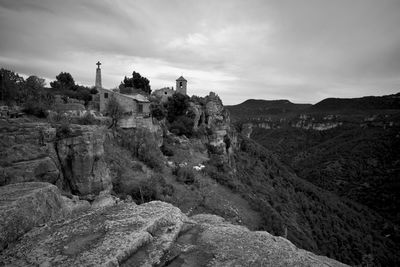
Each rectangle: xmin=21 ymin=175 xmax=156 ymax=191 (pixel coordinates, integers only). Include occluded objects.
xmin=0 ymin=120 xmax=112 ymax=196
xmin=190 ymin=92 xmax=237 ymax=167
xmin=0 ymin=182 xmax=347 ymax=266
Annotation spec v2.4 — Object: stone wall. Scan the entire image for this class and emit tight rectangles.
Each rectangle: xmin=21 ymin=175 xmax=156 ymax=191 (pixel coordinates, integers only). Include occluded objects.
xmin=98 ymin=88 xmax=150 ymax=116
xmin=153 ymin=87 xmax=175 ymax=103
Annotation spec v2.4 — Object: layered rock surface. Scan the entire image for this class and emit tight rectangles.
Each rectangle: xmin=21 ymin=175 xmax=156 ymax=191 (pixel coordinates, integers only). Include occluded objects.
xmin=163 ymin=214 xmax=348 ymax=266
xmin=0 ymin=194 xmax=347 ymax=266
xmin=190 ymin=92 xmax=237 ymax=167
xmin=0 ymin=182 xmax=69 ymax=252
xmin=54 ymin=125 xmax=112 ymax=195
xmin=0 ymin=120 xmax=112 ymax=196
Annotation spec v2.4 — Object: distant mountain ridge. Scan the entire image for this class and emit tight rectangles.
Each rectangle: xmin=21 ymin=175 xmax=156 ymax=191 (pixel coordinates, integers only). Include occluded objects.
xmin=226 ymin=99 xmax=311 ymax=118
xmin=311 ymin=92 xmax=400 ymax=111
xmin=226 ymin=92 xmax=400 ymax=119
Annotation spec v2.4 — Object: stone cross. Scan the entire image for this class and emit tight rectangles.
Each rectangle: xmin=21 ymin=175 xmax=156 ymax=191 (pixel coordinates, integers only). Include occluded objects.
xmin=96 ymin=61 xmax=101 ymax=69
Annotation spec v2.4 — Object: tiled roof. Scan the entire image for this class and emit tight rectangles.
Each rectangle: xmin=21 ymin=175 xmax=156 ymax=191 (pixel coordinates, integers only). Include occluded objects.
xmin=122 ymin=93 xmax=150 ymax=103
xmin=176 ymin=76 xmax=187 ymax=81
xmin=99 ymin=88 xmax=150 ymax=103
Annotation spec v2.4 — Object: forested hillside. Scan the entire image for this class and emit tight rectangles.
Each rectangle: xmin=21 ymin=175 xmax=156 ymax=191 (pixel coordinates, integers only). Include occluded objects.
xmin=206 ymin=136 xmax=399 ymax=266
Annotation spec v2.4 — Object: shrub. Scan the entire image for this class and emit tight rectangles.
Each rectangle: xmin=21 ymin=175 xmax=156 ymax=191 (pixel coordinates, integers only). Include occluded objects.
xmin=150 ymin=102 xmax=166 ymax=121
xmin=169 ymin=115 xmax=194 ymax=136
xmin=23 ymin=101 xmax=48 ymax=118
xmin=76 ymin=112 xmax=96 ymax=125
xmin=48 ymin=112 xmax=66 ymax=123
xmin=56 ymin=121 xmax=72 ymax=138
xmin=118 ymin=128 xmax=164 ymax=171
xmin=160 ymin=144 xmax=174 ymax=156
xmin=173 ymin=166 xmax=196 ymax=185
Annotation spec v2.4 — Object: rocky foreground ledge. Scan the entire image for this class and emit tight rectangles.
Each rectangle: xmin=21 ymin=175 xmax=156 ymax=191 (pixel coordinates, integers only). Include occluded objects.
xmin=0 ymin=183 xmax=347 ymax=266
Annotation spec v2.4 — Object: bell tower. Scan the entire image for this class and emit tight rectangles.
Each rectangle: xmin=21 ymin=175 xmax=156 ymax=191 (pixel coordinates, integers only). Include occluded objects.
xmin=176 ymin=76 xmax=187 ymax=95
xmin=95 ymin=61 xmax=102 ymax=89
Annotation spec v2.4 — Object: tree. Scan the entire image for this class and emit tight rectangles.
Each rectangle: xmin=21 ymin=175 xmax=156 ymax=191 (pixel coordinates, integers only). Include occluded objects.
xmin=24 ymin=75 xmax=46 ymax=101
xmin=23 ymin=75 xmax=54 ymax=117
xmin=150 ymin=102 xmax=166 ymax=121
xmin=0 ymin=68 xmax=25 ymax=104
xmin=50 ymin=72 xmax=75 ymax=90
xmin=121 ymin=71 xmax=151 ymax=94
xmin=166 ymin=93 xmax=190 ymax=122
xmin=105 ymin=94 xmax=125 ymax=128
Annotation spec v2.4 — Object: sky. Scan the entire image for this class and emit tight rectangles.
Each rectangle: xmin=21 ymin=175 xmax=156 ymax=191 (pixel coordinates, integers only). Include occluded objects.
xmin=1 ymin=0 xmax=400 ymax=105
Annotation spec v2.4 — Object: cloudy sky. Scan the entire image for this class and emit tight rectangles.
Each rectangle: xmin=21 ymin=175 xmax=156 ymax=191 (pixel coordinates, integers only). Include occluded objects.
xmin=1 ymin=0 xmax=400 ymax=104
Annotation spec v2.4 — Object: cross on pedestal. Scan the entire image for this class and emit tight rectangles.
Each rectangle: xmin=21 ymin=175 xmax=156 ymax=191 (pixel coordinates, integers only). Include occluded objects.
xmin=96 ymin=61 xmax=101 ymax=69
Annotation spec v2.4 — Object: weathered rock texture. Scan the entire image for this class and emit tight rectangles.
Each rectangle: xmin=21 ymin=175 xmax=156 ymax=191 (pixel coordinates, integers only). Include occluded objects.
xmin=0 ymin=121 xmax=60 ymax=186
xmin=0 ymin=182 xmax=68 ymax=252
xmin=54 ymin=125 xmax=112 ymax=195
xmin=190 ymin=92 xmax=237 ymax=167
xmin=0 ymin=120 xmax=112 ymax=196
xmin=0 ymin=201 xmax=188 ymax=266
xmin=0 ymin=200 xmax=347 ymax=267
xmin=162 ymin=214 xmax=348 ymax=266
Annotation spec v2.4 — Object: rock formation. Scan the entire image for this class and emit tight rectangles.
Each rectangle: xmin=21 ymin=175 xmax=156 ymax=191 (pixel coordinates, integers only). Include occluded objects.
xmin=54 ymin=125 xmax=112 ymax=195
xmin=0 ymin=191 xmax=347 ymax=266
xmin=0 ymin=182 xmax=69 ymax=252
xmin=0 ymin=120 xmax=112 ymax=196
xmin=190 ymin=92 xmax=237 ymax=167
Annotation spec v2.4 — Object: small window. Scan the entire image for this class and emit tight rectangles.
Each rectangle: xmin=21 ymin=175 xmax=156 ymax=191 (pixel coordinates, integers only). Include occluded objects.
xmin=164 ymin=92 xmax=168 ymax=95
xmin=104 ymin=93 xmax=108 ymax=99
xmin=179 ymin=81 xmax=183 ymax=88
xmin=138 ymin=104 xmax=143 ymax=113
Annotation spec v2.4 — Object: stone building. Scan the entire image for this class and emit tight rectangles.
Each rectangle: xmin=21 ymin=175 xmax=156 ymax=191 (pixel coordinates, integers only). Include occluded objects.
xmin=98 ymin=88 xmax=150 ymax=116
xmin=152 ymin=87 xmax=175 ymax=103
xmin=176 ymin=76 xmax=187 ymax=95
xmin=152 ymin=76 xmax=188 ymax=102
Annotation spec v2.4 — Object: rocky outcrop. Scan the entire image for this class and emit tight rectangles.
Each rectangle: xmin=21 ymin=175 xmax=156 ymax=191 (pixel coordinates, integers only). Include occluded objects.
xmin=190 ymin=92 xmax=237 ymax=167
xmin=0 ymin=182 xmax=69 ymax=252
xmin=0 ymin=201 xmax=189 ymax=266
xmin=0 ymin=120 xmax=112 ymax=196
xmin=0 ymin=121 xmax=61 ymax=186
xmin=0 ymin=199 xmax=347 ymax=266
xmin=54 ymin=125 xmax=112 ymax=196
xmin=163 ymin=214 xmax=348 ymax=266
xmin=1 ymin=156 xmax=60 ymax=185
xmin=241 ymin=123 xmax=253 ymax=138
xmin=91 ymin=190 xmax=119 ymax=209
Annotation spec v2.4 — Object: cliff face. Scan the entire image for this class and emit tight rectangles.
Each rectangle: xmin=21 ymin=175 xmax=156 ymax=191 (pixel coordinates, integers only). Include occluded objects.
xmin=0 ymin=120 xmax=112 ymax=196
xmin=191 ymin=92 xmax=237 ymax=167
xmin=0 ymin=182 xmax=69 ymax=252
xmin=0 ymin=185 xmax=347 ymax=266
xmin=54 ymin=125 xmax=112 ymax=196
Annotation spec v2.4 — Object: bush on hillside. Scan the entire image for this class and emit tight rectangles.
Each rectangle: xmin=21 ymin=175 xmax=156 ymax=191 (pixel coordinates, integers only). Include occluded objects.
xmin=160 ymin=144 xmax=174 ymax=156
xmin=56 ymin=121 xmax=72 ymax=138
xmin=150 ymin=102 xmax=166 ymax=121
xmin=23 ymin=101 xmax=48 ymax=118
xmin=169 ymin=115 xmax=194 ymax=136
xmin=75 ymin=112 xmax=97 ymax=125
xmin=118 ymin=128 xmax=164 ymax=171
xmin=173 ymin=166 xmax=195 ymax=185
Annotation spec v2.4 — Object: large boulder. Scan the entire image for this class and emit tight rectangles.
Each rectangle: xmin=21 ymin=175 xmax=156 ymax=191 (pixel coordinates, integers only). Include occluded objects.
xmin=162 ymin=214 xmax=348 ymax=266
xmin=0 ymin=182 xmax=69 ymax=252
xmin=0 ymin=200 xmax=347 ymax=266
xmin=54 ymin=125 xmax=112 ymax=195
xmin=0 ymin=201 xmax=189 ymax=266
xmin=0 ymin=121 xmax=60 ymax=187
xmin=0 ymin=156 xmax=60 ymax=185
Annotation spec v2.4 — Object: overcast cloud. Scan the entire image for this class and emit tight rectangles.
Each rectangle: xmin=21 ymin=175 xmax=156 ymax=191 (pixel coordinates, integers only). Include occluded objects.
xmin=1 ymin=0 xmax=399 ymax=104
